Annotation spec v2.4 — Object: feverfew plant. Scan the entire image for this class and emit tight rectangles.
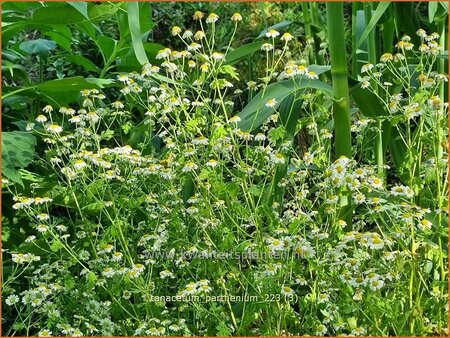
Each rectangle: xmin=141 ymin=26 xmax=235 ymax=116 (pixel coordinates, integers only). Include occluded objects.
xmin=2 ymin=11 xmax=448 ymax=337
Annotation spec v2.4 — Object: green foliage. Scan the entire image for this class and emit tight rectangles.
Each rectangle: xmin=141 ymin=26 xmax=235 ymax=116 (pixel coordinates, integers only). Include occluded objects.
xmin=1 ymin=3 xmax=448 ymax=337
xmin=1 ymin=131 xmax=36 ymax=185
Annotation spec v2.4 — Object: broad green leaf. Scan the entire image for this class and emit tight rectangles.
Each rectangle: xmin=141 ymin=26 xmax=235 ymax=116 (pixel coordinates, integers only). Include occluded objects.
xmin=352 ymin=2 xmax=391 ymax=60
xmin=66 ymin=55 xmax=100 ymax=72
xmin=429 ymin=1 xmax=438 ymax=22
xmin=257 ymin=21 xmax=293 ymax=39
xmin=67 ymin=2 xmax=89 ymax=19
xmin=74 ymin=21 xmax=98 ymax=41
xmin=279 ymin=93 xmax=303 ymax=139
xmin=139 ymin=2 xmax=154 ymax=37
xmin=117 ymin=43 xmax=165 ymax=72
xmin=2 ymin=131 xmax=36 ymax=185
xmin=349 ymin=78 xmax=387 ymax=118
xmin=225 ymin=41 xmax=264 ymax=65
xmin=238 ymin=76 xmax=332 ymax=131
xmin=2 ymin=2 xmax=42 ymax=11
xmin=3 ymin=77 xmax=114 ymax=105
xmin=127 ymin=2 xmax=149 ymax=65
xmin=88 ymin=3 xmax=119 ymax=20
xmin=19 ymin=39 xmax=57 ymax=59
xmin=97 ymin=35 xmax=117 ymax=61
xmin=44 ymin=25 xmax=73 ymax=52
xmin=31 ymin=5 xmax=87 ymax=24
xmin=36 ymin=77 xmax=113 ymax=92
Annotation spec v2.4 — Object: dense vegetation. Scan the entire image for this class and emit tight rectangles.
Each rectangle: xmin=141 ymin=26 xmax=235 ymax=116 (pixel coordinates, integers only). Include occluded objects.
xmin=2 ymin=2 xmax=448 ymax=336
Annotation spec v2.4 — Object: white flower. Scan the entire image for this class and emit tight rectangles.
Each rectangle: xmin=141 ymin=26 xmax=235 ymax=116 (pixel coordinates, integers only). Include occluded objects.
xmin=35 ymin=115 xmax=47 ymax=123
xmin=369 ymin=279 xmax=384 ymax=291
xmin=187 ymin=42 xmax=201 ymax=51
xmin=280 ymin=32 xmax=294 ymax=42
xmin=266 ymin=29 xmax=280 ymax=38
xmin=206 ymin=13 xmax=219 ymax=24
xmin=69 ymin=115 xmax=82 ymax=123
xmin=380 ymin=53 xmax=393 ymax=62
xmin=270 ymin=153 xmax=285 ymax=164
xmin=229 ymin=115 xmax=241 ymax=123
xmin=112 ymin=252 xmax=123 ymax=261
xmin=231 ymin=13 xmax=242 ymax=22
xmin=25 ymin=235 xmax=36 ymax=243
xmin=171 ymin=26 xmax=181 ymax=36
xmin=85 ymin=112 xmax=100 ymax=123
xmin=102 ymin=267 xmax=115 ymax=278
xmin=211 ymin=52 xmax=225 ymax=61
xmin=315 ymin=324 xmax=327 ymax=335
xmin=261 ymin=43 xmax=273 ymax=52
xmin=38 ymin=329 xmax=52 ymax=337
xmin=267 ymin=237 xmax=285 ymax=251
xmin=5 ymin=294 xmax=20 ymax=306
xmin=156 ymin=48 xmax=171 ymax=59
xmin=281 ymin=286 xmax=294 ymax=297
xmin=206 ymin=159 xmax=218 ymax=167
xmin=160 ymin=269 xmax=175 ymax=279
xmin=255 ymin=133 xmax=266 ymax=141
xmin=46 ymin=124 xmax=62 ymax=133
xmin=42 ymin=105 xmax=53 ymax=113
xmin=390 ymin=185 xmax=414 ymax=198
xmin=361 ymin=63 xmax=374 ymax=73
xmin=182 ymin=162 xmax=198 ymax=172
xmin=193 ymin=11 xmax=204 ymax=20
xmin=192 ymin=136 xmax=209 ymax=145
xmin=416 ymin=28 xmax=427 ymax=38
xmin=265 ymin=98 xmax=277 ymax=108
xmin=306 ymin=71 xmax=318 ymax=79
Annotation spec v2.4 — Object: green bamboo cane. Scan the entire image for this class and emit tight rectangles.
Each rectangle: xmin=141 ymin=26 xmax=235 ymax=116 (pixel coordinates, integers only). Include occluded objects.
xmin=326 ymin=2 xmax=352 ymax=159
xmin=327 ymin=2 xmax=352 ymax=224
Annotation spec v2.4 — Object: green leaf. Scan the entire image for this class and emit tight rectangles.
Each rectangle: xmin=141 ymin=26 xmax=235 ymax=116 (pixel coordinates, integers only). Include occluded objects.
xmin=349 ymin=78 xmax=387 ymax=118
xmin=258 ymin=21 xmax=292 ymax=39
xmin=218 ymin=64 xmax=239 ymax=81
xmin=117 ymin=43 xmax=165 ymax=72
xmin=2 ymin=131 xmax=36 ymax=185
xmin=67 ymin=2 xmax=89 ymax=19
xmin=352 ymin=2 xmax=391 ymax=60
xmin=66 ymin=55 xmax=100 ymax=72
xmin=36 ymin=76 xmax=113 ymax=92
xmin=429 ymin=1 xmax=439 ymax=22
xmin=44 ymin=25 xmax=73 ymax=52
xmin=88 ymin=3 xmax=119 ymax=21
xmin=2 ymin=60 xmax=30 ymax=83
xmin=32 ymin=5 xmax=87 ymax=24
xmin=238 ymin=76 xmax=332 ymax=131
xmin=3 ymin=77 xmax=114 ymax=105
xmin=279 ymin=93 xmax=303 ymax=139
xmin=19 ymin=39 xmax=57 ymax=59
xmin=97 ymin=35 xmax=117 ymax=61
xmin=127 ymin=2 xmax=149 ymax=65
xmin=225 ymin=41 xmax=264 ymax=65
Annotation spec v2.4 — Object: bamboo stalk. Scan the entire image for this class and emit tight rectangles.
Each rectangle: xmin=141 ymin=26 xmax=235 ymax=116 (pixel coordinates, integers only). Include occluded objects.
xmin=326 ymin=2 xmax=352 ymax=159
xmin=327 ymin=2 xmax=352 ymax=225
